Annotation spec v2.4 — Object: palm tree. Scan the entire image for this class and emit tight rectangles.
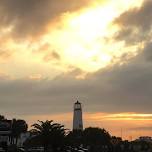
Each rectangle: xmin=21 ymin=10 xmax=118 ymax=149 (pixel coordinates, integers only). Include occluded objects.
xmin=31 ymin=120 xmax=66 ymax=152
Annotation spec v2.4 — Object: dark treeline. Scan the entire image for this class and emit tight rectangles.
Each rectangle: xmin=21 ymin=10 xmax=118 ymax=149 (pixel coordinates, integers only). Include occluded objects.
xmin=0 ymin=115 xmax=152 ymax=152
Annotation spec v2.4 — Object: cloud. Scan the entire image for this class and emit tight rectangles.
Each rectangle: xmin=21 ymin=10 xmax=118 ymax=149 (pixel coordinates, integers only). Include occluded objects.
xmin=103 ymin=113 xmax=152 ymax=120
xmin=115 ymin=0 xmax=152 ymax=30
xmin=29 ymin=74 xmax=42 ymax=80
xmin=32 ymin=42 xmax=61 ymax=64
xmin=0 ymin=72 xmax=10 ymax=80
xmin=142 ymin=42 xmax=152 ymax=61
xmin=0 ymin=50 xmax=12 ymax=60
xmin=0 ymin=0 xmax=91 ymax=39
xmin=0 ymin=37 xmax=14 ymax=60
xmin=113 ymin=0 xmax=152 ymax=45
xmin=1 ymin=51 xmax=152 ymax=116
xmin=43 ymin=51 xmax=60 ymax=62
xmin=130 ymin=126 xmax=152 ymax=131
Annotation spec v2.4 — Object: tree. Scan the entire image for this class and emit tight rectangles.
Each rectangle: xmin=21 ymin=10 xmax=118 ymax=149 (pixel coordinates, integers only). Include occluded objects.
xmin=0 ymin=115 xmax=5 ymax=120
xmin=66 ymin=130 xmax=83 ymax=148
xmin=83 ymin=127 xmax=112 ymax=152
xmin=31 ymin=120 xmax=66 ymax=152
xmin=11 ymin=119 xmax=28 ymax=145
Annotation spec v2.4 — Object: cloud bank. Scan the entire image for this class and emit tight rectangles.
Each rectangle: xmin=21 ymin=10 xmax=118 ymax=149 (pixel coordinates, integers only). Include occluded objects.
xmin=0 ymin=0 xmax=151 ymax=115
xmin=0 ymin=0 xmax=91 ymax=38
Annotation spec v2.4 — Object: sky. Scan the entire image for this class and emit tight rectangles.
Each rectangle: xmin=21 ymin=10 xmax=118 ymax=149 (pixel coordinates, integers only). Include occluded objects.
xmin=1 ymin=0 xmax=152 ymax=140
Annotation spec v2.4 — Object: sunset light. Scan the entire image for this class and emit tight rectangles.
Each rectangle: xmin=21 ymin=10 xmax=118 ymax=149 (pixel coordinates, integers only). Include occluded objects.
xmin=41 ymin=0 xmax=144 ymax=72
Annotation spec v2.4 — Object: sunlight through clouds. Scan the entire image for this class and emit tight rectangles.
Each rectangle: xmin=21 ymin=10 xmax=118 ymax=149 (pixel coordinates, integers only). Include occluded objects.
xmin=41 ymin=0 xmax=144 ymax=73
xmin=0 ymin=0 xmax=145 ymax=77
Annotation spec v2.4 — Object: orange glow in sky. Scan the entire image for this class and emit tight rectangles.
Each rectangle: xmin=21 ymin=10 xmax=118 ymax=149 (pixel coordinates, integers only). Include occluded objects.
xmin=11 ymin=112 xmax=152 ymax=140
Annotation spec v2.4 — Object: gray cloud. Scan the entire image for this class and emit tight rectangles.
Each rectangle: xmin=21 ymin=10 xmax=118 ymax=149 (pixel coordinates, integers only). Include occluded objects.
xmin=115 ymin=0 xmax=152 ymax=31
xmin=142 ymin=42 xmax=152 ymax=61
xmin=113 ymin=0 xmax=152 ymax=45
xmin=1 ymin=50 xmax=152 ymax=116
xmin=0 ymin=0 xmax=90 ymax=38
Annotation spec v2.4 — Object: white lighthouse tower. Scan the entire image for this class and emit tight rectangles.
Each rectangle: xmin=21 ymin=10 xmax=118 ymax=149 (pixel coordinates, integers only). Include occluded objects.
xmin=73 ymin=101 xmax=83 ymax=130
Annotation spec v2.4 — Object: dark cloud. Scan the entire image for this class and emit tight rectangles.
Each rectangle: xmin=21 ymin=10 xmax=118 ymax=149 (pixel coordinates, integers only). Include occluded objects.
xmin=1 ymin=50 xmax=152 ymax=116
xmin=115 ymin=0 xmax=152 ymax=30
xmin=113 ymin=0 xmax=152 ymax=45
xmin=114 ymin=27 xmax=148 ymax=45
xmin=142 ymin=42 xmax=152 ymax=61
xmin=0 ymin=0 xmax=90 ymax=38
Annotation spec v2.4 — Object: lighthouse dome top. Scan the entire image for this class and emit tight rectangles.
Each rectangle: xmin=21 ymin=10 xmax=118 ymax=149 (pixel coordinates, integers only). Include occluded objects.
xmin=75 ymin=100 xmax=81 ymax=104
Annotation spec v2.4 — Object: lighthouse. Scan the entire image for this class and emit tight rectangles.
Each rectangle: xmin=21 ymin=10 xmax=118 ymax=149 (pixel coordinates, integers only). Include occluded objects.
xmin=73 ymin=101 xmax=83 ymax=130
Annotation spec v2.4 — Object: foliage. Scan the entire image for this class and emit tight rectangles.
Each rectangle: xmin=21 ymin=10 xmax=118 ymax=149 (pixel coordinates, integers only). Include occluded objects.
xmin=111 ymin=136 xmax=122 ymax=145
xmin=83 ymin=127 xmax=111 ymax=146
xmin=31 ymin=120 xmax=66 ymax=152
xmin=66 ymin=130 xmax=83 ymax=147
xmin=11 ymin=119 xmax=28 ymax=144
xmin=0 ymin=115 xmax=5 ymax=120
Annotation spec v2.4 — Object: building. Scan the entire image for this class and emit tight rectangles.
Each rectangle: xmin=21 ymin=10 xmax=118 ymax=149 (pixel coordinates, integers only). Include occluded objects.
xmin=0 ymin=120 xmax=12 ymax=146
xmin=136 ymin=136 xmax=152 ymax=143
xmin=17 ymin=132 xmax=30 ymax=147
xmin=73 ymin=101 xmax=83 ymax=130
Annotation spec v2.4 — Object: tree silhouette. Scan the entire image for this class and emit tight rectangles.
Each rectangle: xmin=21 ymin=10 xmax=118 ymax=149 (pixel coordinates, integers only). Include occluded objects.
xmin=0 ymin=115 xmax=5 ymax=120
xmin=66 ymin=130 xmax=83 ymax=148
xmin=31 ymin=120 xmax=66 ymax=152
xmin=83 ymin=127 xmax=112 ymax=152
xmin=11 ymin=119 xmax=28 ymax=145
